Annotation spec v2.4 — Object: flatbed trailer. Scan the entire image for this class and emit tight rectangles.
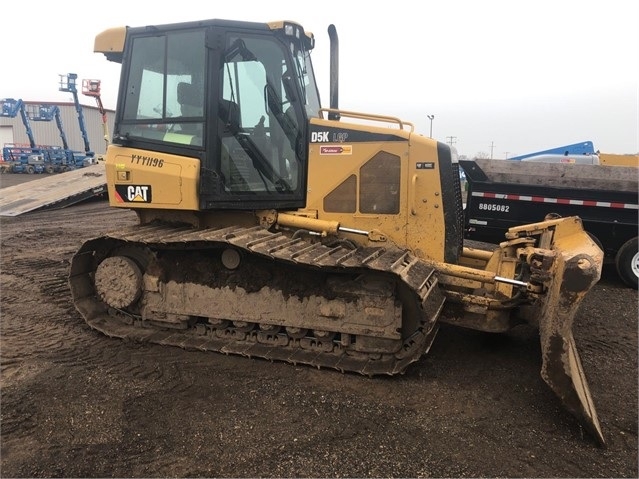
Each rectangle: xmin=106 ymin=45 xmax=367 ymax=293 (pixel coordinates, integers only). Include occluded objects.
xmin=0 ymin=162 xmax=106 ymax=217
xmin=460 ymin=158 xmax=638 ymax=288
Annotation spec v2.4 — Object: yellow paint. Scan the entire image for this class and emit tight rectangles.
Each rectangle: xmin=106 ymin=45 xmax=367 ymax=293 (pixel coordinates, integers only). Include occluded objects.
xmin=599 ymin=153 xmax=639 ymax=167
xmin=105 ymin=145 xmax=200 ymax=210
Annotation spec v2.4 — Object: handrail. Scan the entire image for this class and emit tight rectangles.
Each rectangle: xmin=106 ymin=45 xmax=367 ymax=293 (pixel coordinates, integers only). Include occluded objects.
xmin=318 ymin=108 xmax=414 ymax=132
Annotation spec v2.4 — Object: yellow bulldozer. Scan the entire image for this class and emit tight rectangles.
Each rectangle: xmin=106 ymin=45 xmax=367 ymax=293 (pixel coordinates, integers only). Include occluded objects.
xmin=69 ymin=19 xmax=606 ymax=445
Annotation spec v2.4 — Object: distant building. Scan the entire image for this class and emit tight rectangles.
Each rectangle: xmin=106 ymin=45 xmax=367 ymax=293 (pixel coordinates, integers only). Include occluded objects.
xmin=0 ymin=101 xmax=115 ymax=156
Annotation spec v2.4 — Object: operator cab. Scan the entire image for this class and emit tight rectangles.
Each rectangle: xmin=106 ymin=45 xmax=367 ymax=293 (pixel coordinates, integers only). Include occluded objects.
xmin=110 ymin=19 xmax=321 ymax=210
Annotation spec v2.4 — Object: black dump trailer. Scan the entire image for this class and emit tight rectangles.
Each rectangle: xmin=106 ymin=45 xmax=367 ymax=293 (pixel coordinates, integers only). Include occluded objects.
xmin=460 ymin=158 xmax=638 ymax=289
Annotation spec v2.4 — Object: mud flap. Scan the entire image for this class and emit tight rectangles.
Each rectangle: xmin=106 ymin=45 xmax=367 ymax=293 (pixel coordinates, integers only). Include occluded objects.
xmin=531 ymin=222 xmax=605 ymax=446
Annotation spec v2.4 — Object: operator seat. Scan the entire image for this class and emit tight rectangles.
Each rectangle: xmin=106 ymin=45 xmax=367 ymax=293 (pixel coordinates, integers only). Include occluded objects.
xmin=177 ymin=82 xmax=203 ymax=117
xmin=175 ymin=82 xmax=204 ymax=144
xmin=219 ymin=98 xmax=241 ymax=135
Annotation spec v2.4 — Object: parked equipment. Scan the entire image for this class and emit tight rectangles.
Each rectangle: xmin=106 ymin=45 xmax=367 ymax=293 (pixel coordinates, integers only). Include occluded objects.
xmin=28 ymin=104 xmax=70 ymax=150
xmin=69 ymin=19 xmax=606 ymax=445
xmin=28 ymin=104 xmax=91 ymax=172
xmin=461 ymin=158 xmax=638 ymax=289
xmin=0 ymin=98 xmax=45 ymax=173
xmin=518 ymin=153 xmax=600 ymax=165
xmin=1 ymin=98 xmax=37 ymax=148
xmin=509 ymin=141 xmax=595 ymax=161
xmin=59 ymin=73 xmax=97 ymax=166
xmin=82 ymin=79 xmax=110 ymax=148
xmin=507 ymin=141 xmax=638 ymax=166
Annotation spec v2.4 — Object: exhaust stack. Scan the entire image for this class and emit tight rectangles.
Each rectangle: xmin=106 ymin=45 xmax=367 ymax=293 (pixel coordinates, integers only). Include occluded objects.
xmin=327 ymin=24 xmax=340 ymax=120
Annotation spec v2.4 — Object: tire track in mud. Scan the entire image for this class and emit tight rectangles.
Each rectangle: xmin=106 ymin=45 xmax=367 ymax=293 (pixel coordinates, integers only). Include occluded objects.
xmin=0 ymin=255 xmax=181 ymax=384
xmin=1 ymin=204 xmax=168 ymax=386
xmin=1 ymin=214 xmax=208 ymax=453
xmin=1 ymin=256 xmax=104 ymax=385
xmin=0 ymin=213 xmax=232 ymax=388
xmin=1 ymin=203 xmax=236 ymax=424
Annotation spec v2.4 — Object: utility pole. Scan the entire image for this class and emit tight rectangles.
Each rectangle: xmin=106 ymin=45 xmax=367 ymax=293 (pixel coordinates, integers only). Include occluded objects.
xmin=427 ymin=115 xmax=435 ymax=138
xmin=446 ymin=136 xmax=457 ymax=147
xmin=504 ymin=151 xmax=510 ymax=159
xmin=490 ymin=141 xmax=496 ymax=159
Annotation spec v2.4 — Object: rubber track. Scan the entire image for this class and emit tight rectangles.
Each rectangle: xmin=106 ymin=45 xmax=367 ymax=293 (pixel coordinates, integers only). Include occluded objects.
xmin=69 ymin=223 xmax=446 ymax=376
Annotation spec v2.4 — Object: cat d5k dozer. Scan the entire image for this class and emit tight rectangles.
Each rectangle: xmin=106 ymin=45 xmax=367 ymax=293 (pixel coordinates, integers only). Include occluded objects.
xmin=69 ymin=19 xmax=605 ymax=445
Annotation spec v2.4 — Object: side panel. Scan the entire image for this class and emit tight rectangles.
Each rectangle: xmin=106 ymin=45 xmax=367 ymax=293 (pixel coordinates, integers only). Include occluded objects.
xmin=304 ymin=119 xmax=411 ymax=249
xmin=304 ymin=119 xmax=456 ymax=263
xmin=406 ymin=139 xmax=461 ymax=263
xmin=106 ymin=145 xmax=200 ymax=210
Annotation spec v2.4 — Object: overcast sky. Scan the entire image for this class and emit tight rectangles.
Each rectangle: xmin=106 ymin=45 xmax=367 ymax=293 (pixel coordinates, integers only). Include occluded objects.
xmin=3 ymin=0 xmax=637 ymax=157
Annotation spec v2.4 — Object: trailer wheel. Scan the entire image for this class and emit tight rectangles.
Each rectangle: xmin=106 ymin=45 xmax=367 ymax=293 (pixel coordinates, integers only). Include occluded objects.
xmin=25 ymin=165 xmax=35 ymax=174
xmin=615 ymin=237 xmax=638 ymax=289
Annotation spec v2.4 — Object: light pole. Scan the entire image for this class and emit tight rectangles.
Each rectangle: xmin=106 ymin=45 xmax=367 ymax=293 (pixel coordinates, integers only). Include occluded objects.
xmin=427 ymin=114 xmax=435 ymax=138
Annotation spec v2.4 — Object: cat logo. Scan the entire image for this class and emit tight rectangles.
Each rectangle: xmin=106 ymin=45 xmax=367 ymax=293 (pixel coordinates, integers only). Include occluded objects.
xmin=114 ymin=185 xmax=152 ymax=203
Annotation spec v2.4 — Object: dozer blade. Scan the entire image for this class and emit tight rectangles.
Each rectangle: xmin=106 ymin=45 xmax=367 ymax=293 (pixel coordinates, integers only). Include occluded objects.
xmin=513 ymin=217 xmax=605 ymax=445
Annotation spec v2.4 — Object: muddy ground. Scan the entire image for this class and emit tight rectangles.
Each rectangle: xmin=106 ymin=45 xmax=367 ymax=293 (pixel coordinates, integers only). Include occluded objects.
xmin=0 ymin=172 xmax=637 ymax=478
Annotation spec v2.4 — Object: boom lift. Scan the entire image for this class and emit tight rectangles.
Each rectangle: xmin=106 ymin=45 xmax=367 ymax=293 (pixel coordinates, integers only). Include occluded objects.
xmin=1 ymin=98 xmax=37 ymax=148
xmin=59 ymin=73 xmax=96 ymax=166
xmin=27 ymin=104 xmax=86 ymax=172
xmin=69 ymin=19 xmax=606 ymax=445
xmin=28 ymin=104 xmax=70 ymax=151
xmin=0 ymin=98 xmax=45 ymax=173
xmin=82 ymin=79 xmax=110 ymax=149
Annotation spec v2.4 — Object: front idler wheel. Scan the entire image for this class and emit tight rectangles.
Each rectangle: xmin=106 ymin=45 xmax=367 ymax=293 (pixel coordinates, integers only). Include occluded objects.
xmin=94 ymin=256 xmax=144 ymax=309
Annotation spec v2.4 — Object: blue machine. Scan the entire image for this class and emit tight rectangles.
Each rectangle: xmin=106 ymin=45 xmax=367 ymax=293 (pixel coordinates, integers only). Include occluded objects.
xmin=509 ymin=141 xmax=595 ymax=161
xmin=29 ymin=104 xmax=70 ymax=150
xmin=0 ymin=98 xmax=46 ymax=173
xmin=59 ymin=73 xmax=96 ymax=166
xmin=29 ymin=104 xmax=89 ymax=172
xmin=1 ymin=98 xmax=38 ymax=149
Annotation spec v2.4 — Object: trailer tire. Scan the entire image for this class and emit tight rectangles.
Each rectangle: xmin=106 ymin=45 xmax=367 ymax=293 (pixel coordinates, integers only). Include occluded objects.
xmin=25 ymin=165 xmax=35 ymax=174
xmin=615 ymin=237 xmax=638 ymax=289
